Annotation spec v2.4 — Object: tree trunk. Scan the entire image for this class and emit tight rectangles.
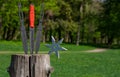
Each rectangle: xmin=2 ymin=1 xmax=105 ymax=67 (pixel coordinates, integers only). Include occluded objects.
xmin=43 ymin=31 xmax=46 ymax=43
xmin=8 ymin=54 xmax=54 ymax=77
xmin=76 ymin=23 xmax=80 ymax=45
xmin=81 ymin=0 xmax=86 ymax=43
xmin=65 ymin=32 xmax=69 ymax=43
xmin=58 ymin=27 xmax=61 ymax=40
xmin=11 ymin=27 xmax=17 ymax=40
xmin=13 ymin=31 xmax=20 ymax=40
xmin=2 ymin=26 xmax=7 ymax=39
xmin=49 ymin=29 xmax=52 ymax=41
xmin=69 ymin=31 xmax=73 ymax=43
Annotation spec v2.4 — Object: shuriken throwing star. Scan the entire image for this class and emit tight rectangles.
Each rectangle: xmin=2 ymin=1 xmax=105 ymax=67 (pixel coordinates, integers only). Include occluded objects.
xmin=46 ymin=36 xmax=67 ymax=58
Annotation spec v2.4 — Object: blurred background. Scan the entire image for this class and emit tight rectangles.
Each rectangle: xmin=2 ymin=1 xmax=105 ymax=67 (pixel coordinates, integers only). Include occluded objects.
xmin=0 ymin=0 xmax=120 ymax=47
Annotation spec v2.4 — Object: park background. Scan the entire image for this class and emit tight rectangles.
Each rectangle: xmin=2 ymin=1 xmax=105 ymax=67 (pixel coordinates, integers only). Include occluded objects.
xmin=0 ymin=0 xmax=120 ymax=77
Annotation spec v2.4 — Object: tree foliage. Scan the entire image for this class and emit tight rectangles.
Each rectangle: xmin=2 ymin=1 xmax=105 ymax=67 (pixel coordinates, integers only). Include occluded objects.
xmin=98 ymin=0 xmax=120 ymax=45
xmin=0 ymin=0 xmax=120 ymax=47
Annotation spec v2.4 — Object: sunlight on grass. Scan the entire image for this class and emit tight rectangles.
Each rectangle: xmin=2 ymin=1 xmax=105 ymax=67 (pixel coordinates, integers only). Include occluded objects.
xmin=0 ymin=41 xmax=120 ymax=77
xmin=0 ymin=41 xmax=95 ymax=52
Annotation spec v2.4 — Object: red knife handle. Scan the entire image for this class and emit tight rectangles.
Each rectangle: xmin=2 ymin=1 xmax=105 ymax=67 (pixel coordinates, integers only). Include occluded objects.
xmin=29 ymin=4 xmax=35 ymax=28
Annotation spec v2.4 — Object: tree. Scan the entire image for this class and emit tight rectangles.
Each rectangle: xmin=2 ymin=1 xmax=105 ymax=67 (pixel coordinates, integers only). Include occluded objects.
xmin=1 ymin=0 xmax=20 ymax=40
xmin=98 ymin=0 xmax=120 ymax=45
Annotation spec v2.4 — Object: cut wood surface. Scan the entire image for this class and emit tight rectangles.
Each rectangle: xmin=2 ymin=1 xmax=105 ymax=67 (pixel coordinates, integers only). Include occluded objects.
xmin=8 ymin=54 xmax=54 ymax=77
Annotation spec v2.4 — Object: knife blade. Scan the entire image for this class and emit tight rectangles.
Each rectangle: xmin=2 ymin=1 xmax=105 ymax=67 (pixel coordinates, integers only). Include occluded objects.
xmin=18 ymin=2 xmax=28 ymax=54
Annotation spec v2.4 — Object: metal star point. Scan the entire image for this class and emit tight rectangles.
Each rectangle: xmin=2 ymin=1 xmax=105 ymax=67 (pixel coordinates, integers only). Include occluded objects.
xmin=46 ymin=36 xmax=67 ymax=58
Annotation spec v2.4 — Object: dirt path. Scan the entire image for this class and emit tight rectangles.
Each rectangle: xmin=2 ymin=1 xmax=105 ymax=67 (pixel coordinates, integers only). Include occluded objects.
xmin=0 ymin=48 xmax=108 ymax=54
xmin=85 ymin=48 xmax=107 ymax=53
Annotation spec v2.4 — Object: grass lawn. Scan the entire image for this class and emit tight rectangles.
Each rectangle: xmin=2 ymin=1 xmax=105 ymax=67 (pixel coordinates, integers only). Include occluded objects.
xmin=51 ymin=49 xmax=120 ymax=77
xmin=0 ymin=41 xmax=120 ymax=77
xmin=0 ymin=41 xmax=95 ymax=52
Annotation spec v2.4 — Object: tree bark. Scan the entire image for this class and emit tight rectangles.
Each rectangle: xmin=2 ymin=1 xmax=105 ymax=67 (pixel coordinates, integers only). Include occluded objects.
xmin=76 ymin=23 xmax=80 ymax=45
xmin=8 ymin=54 xmax=54 ymax=77
xmin=81 ymin=0 xmax=86 ymax=43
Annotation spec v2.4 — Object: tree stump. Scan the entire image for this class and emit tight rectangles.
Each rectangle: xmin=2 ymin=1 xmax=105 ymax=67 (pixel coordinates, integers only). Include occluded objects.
xmin=8 ymin=54 xmax=54 ymax=77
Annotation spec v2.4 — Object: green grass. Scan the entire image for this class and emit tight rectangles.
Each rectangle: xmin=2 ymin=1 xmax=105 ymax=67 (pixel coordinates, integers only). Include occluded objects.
xmin=0 ymin=41 xmax=95 ymax=52
xmin=0 ymin=41 xmax=120 ymax=77
xmin=51 ymin=49 xmax=120 ymax=77
xmin=0 ymin=40 xmax=49 ymax=52
xmin=0 ymin=54 xmax=10 ymax=77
